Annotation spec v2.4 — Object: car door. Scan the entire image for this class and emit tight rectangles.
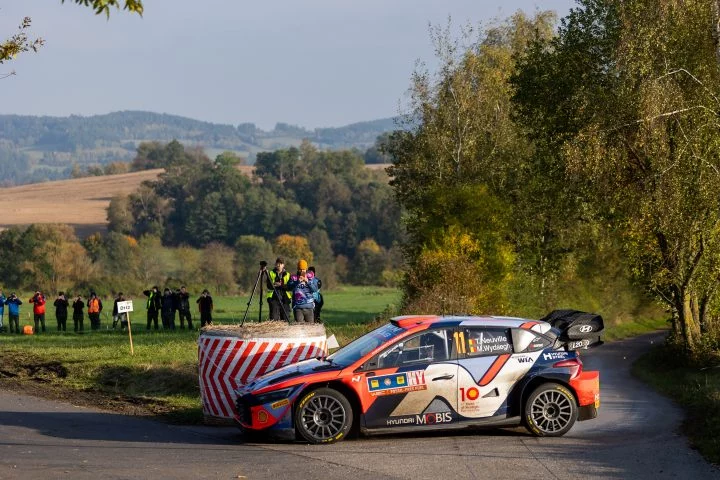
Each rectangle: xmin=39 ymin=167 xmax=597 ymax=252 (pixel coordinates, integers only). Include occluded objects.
xmin=359 ymin=328 xmax=458 ymax=429
xmin=454 ymin=327 xmax=520 ymax=420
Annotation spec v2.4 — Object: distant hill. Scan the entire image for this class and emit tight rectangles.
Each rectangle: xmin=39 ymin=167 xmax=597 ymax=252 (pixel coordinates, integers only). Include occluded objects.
xmin=0 ymin=111 xmax=400 ymax=186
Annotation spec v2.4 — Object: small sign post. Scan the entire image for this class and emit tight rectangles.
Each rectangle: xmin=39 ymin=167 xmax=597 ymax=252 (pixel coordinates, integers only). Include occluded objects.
xmin=117 ymin=300 xmax=135 ymax=355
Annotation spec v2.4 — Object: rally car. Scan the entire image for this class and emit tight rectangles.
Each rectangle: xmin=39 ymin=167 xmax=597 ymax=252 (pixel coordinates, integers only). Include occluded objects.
xmin=233 ymin=310 xmax=603 ymax=444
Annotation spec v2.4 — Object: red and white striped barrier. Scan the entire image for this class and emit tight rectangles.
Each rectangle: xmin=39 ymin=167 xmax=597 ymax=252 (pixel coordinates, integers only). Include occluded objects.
xmin=198 ymin=335 xmax=327 ymax=419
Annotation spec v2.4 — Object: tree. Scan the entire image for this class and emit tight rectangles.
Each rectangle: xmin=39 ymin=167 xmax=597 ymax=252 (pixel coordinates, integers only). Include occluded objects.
xmin=273 ymin=235 xmax=313 ymax=266
xmin=512 ymin=0 xmax=720 ymax=353
xmin=2 ymin=1 xmax=144 ymax=65
xmin=388 ymin=12 xmax=557 ymax=310
xmin=215 ymin=151 xmax=245 ymax=167
xmin=349 ymin=239 xmax=387 ymax=285
xmin=200 ymin=243 xmax=236 ymax=294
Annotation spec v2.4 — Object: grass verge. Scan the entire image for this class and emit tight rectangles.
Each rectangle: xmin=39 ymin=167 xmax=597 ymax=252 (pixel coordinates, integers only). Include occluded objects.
xmin=0 ymin=286 xmax=401 ymax=423
xmin=633 ymin=347 xmax=720 ymax=465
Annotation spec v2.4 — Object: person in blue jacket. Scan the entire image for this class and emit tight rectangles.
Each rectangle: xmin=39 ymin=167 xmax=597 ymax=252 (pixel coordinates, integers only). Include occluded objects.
xmin=286 ymin=259 xmax=319 ymax=323
xmin=0 ymin=289 xmax=6 ymax=332
xmin=5 ymin=293 xmax=22 ymax=334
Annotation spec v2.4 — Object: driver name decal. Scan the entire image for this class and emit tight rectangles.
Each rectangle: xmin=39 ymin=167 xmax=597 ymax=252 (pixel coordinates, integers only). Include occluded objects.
xmin=368 ymin=370 xmax=427 ymax=396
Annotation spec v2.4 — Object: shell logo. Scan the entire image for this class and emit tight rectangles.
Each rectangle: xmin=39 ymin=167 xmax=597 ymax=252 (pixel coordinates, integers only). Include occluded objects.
xmin=466 ymin=387 xmax=479 ymax=401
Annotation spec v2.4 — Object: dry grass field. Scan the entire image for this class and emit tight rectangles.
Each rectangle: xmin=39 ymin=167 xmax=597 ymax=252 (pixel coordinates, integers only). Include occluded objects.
xmin=0 ymin=164 xmax=388 ymax=237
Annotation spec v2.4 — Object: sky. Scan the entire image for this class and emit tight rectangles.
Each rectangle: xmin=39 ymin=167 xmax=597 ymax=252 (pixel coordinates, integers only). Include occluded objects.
xmin=0 ymin=0 xmax=576 ymax=130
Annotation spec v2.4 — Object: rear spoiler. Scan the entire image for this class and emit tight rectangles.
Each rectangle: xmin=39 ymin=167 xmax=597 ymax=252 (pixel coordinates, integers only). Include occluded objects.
xmin=539 ymin=309 xmax=604 ymax=350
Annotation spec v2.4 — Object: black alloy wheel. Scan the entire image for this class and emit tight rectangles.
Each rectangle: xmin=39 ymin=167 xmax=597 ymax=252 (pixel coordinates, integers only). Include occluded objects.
xmin=295 ymin=387 xmax=353 ymax=444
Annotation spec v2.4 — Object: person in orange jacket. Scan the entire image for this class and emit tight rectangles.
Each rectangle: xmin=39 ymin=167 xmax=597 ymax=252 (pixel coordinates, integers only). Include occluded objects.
xmin=87 ymin=291 xmax=103 ymax=331
xmin=29 ymin=291 xmax=46 ymax=333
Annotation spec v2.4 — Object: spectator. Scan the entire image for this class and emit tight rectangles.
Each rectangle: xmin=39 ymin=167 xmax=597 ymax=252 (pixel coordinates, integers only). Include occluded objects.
xmin=72 ymin=295 xmax=85 ymax=333
xmin=29 ymin=291 xmax=47 ymax=333
xmin=143 ymin=286 xmax=161 ymax=330
xmin=5 ymin=293 xmax=22 ymax=334
xmin=197 ymin=289 xmax=213 ymax=328
xmin=287 ymin=259 xmax=319 ymax=323
xmin=161 ymin=287 xmax=175 ymax=330
xmin=87 ymin=292 xmax=103 ymax=331
xmin=0 ymin=289 xmax=6 ymax=333
xmin=177 ymin=286 xmax=193 ymax=330
xmin=308 ymin=266 xmax=324 ymax=323
xmin=54 ymin=291 xmax=69 ymax=332
xmin=112 ymin=292 xmax=128 ymax=330
xmin=266 ymin=257 xmax=291 ymax=321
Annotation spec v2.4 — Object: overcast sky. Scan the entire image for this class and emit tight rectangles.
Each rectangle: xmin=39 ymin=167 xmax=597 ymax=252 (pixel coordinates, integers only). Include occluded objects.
xmin=0 ymin=0 xmax=575 ymax=129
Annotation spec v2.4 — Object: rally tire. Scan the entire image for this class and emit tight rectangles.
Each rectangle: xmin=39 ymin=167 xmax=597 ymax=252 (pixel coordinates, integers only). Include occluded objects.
xmin=524 ymin=383 xmax=578 ymax=437
xmin=294 ymin=388 xmax=353 ymax=444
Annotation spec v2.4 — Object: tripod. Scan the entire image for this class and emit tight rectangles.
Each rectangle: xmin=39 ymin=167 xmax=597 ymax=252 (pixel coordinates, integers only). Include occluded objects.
xmin=240 ymin=261 xmax=291 ymax=326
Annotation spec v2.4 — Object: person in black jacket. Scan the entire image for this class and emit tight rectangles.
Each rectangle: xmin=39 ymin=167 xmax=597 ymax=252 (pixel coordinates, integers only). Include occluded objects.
xmin=177 ymin=286 xmax=193 ymax=330
xmin=161 ymin=288 xmax=175 ymax=330
xmin=196 ymin=289 xmax=213 ymax=328
xmin=143 ymin=286 xmax=161 ymax=330
xmin=54 ymin=292 xmax=69 ymax=332
xmin=112 ymin=292 xmax=128 ymax=330
xmin=72 ymin=295 xmax=84 ymax=333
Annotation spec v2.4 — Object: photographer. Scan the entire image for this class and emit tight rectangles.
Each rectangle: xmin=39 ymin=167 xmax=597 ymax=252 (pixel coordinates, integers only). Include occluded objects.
xmin=196 ymin=289 xmax=213 ymax=328
xmin=287 ymin=259 xmax=319 ymax=323
xmin=143 ymin=286 xmax=161 ymax=330
xmin=5 ymin=293 xmax=22 ymax=334
xmin=29 ymin=291 xmax=47 ymax=333
xmin=72 ymin=295 xmax=85 ymax=333
xmin=308 ymin=266 xmax=324 ymax=323
xmin=266 ymin=257 xmax=291 ymax=321
xmin=54 ymin=292 xmax=69 ymax=332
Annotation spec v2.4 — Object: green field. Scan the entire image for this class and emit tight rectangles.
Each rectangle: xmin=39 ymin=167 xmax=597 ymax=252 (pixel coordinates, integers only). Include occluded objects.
xmin=0 ymin=286 xmax=401 ymax=422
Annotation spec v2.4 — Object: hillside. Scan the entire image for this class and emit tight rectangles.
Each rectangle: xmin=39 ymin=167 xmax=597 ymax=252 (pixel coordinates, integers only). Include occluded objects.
xmin=0 ymin=111 xmax=399 ymax=186
xmin=0 ymin=164 xmax=389 ymax=238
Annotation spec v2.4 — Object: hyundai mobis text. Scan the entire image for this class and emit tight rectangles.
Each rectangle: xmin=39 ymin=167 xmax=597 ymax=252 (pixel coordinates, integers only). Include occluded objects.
xmin=234 ymin=310 xmax=603 ymax=443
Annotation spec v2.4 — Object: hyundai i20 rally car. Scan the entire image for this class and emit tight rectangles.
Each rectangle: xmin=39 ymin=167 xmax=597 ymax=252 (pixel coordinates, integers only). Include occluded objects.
xmin=233 ymin=310 xmax=603 ymax=444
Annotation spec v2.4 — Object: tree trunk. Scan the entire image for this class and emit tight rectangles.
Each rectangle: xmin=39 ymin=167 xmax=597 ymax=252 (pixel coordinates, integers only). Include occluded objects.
xmin=713 ymin=1 xmax=720 ymax=66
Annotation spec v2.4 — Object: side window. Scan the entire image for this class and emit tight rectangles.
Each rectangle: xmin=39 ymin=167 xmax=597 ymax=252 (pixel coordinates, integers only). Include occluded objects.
xmin=457 ymin=328 xmax=513 ymax=357
xmin=377 ymin=329 xmax=453 ymax=368
xmin=521 ymin=333 xmax=552 ymax=353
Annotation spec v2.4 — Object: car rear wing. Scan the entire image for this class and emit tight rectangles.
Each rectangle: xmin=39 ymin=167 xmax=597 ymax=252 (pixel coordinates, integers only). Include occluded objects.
xmin=539 ymin=309 xmax=604 ymax=350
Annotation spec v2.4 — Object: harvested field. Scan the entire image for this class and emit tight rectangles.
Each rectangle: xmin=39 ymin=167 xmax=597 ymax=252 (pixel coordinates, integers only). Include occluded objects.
xmin=0 ymin=166 xmax=255 ymax=237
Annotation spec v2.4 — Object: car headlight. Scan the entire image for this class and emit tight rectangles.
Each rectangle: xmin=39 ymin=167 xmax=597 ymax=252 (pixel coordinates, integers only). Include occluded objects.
xmin=255 ymin=387 xmax=296 ymax=405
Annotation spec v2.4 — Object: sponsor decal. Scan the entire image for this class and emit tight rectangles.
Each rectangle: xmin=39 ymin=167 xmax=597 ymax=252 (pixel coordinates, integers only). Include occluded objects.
xmin=270 ymin=399 xmax=290 ymax=409
xmin=386 ymin=412 xmax=453 ymax=426
xmin=594 ymin=393 xmax=600 ymax=408
xmin=568 ymin=339 xmax=591 ymax=349
xmin=257 ymin=410 xmax=269 ymax=424
xmin=517 ymin=356 xmax=533 ymax=364
xmin=351 ymin=375 xmax=361 ymax=383
xmin=368 ymin=370 xmax=427 ymax=396
xmin=578 ymin=324 xmax=593 ymax=333
xmin=542 ymin=351 xmax=569 ymax=361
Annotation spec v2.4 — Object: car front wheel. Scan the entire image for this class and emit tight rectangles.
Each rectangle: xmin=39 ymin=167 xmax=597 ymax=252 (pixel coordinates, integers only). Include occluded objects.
xmin=524 ymin=383 xmax=578 ymax=437
xmin=295 ymin=388 xmax=353 ymax=444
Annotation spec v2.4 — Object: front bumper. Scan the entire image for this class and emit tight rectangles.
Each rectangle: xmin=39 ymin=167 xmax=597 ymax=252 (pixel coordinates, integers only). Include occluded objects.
xmin=234 ymin=393 xmax=294 ymax=433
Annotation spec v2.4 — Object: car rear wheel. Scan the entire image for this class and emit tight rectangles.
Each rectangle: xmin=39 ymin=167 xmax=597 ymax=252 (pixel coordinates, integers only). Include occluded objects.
xmin=295 ymin=388 xmax=353 ymax=444
xmin=524 ymin=383 xmax=578 ymax=437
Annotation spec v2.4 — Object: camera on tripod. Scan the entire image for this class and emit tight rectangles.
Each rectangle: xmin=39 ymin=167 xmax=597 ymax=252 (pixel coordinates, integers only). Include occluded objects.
xmin=241 ymin=259 xmax=290 ymax=325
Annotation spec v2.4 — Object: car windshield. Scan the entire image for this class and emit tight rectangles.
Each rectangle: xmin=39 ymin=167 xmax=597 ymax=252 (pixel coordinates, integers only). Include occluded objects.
xmin=327 ymin=323 xmax=405 ymax=367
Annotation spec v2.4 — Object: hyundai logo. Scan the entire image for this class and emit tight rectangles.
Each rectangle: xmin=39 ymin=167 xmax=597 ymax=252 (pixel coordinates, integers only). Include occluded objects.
xmin=579 ymin=325 xmax=593 ymax=333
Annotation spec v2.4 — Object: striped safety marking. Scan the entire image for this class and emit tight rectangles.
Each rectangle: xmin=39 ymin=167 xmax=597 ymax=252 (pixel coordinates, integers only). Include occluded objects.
xmin=197 ymin=336 xmax=327 ymax=419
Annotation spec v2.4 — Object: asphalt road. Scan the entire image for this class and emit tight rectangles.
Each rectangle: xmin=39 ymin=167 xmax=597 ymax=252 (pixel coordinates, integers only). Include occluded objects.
xmin=1 ymin=332 xmax=718 ymax=480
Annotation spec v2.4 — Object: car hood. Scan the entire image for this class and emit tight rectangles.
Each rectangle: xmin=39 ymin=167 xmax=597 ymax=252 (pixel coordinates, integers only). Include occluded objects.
xmin=243 ymin=358 xmax=343 ymax=393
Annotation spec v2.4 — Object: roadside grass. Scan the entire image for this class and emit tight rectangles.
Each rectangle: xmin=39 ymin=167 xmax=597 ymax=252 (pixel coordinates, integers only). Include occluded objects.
xmin=633 ymin=348 xmax=720 ymax=465
xmin=602 ymin=315 xmax=668 ymax=341
xmin=0 ymin=286 xmax=401 ymax=423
